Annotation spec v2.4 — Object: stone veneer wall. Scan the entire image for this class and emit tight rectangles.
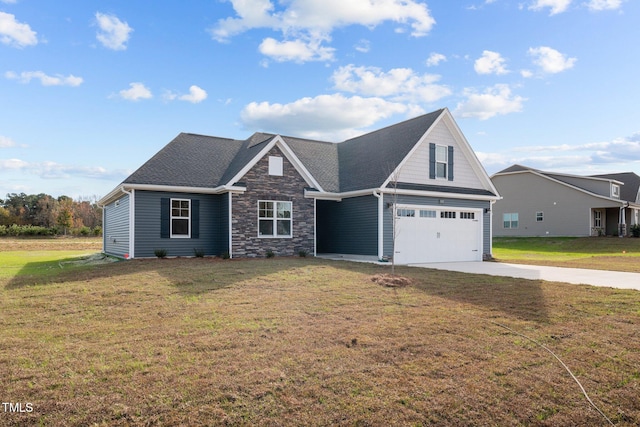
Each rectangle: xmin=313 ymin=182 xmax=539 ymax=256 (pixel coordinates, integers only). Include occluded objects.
xmin=231 ymin=145 xmax=315 ymax=257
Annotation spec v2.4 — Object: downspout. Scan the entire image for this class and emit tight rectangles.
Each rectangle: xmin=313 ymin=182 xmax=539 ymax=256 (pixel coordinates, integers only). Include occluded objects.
xmin=373 ymin=190 xmax=383 ymax=261
xmin=121 ymin=187 xmax=135 ymax=258
xmin=228 ymin=192 xmax=233 ymax=259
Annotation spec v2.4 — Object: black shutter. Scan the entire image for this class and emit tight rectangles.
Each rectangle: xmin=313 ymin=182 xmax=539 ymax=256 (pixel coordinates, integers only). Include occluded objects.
xmin=448 ymin=146 xmax=454 ymax=181
xmin=429 ymin=143 xmax=436 ymax=179
xmin=191 ymin=199 xmax=200 ymax=239
xmin=160 ymin=198 xmax=170 ymax=238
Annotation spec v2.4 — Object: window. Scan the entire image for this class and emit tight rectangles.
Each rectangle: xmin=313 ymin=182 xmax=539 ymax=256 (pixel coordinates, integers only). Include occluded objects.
xmin=397 ymin=208 xmax=415 ymax=217
xmin=269 ymin=156 xmax=283 ymax=176
xmin=460 ymin=212 xmax=475 ymax=220
xmin=420 ymin=210 xmax=437 ymax=218
xmin=436 ymin=145 xmax=448 ymax=179
xmin=258 ymin=201 xmax=292 ymax=237
xmin=171 ymin=199 xmax=190 ymax=237
xmin=503 ymin=213 xmax=519 ymax=229
xmin=536 ymin=211 xmax=544 ymax=222
xmin=441 ymin=211 xmax=456 ymax=219
xmin=612 ymin=184 xmax=620 ymax=199
xmin=594 ymin=210 xmax=602 ymax=228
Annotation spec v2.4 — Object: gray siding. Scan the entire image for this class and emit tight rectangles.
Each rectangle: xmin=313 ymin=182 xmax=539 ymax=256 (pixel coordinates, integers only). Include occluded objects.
xmin=104 ymin=194 xmax=130 ymax=258
xmin=134 ymin=190 xmax=227 ymax=258
xmin=383 ymin=194 xmax=491 ymax=257
xmin=317 ymin=195 xmax=378 ymax=255
xmin=492 ymin=173 xmax=622 ymax=237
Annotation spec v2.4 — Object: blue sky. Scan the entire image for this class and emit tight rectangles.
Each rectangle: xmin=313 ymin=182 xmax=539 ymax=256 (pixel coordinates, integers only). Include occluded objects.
xmin=1 ymin=0 xmax=638 ymax=199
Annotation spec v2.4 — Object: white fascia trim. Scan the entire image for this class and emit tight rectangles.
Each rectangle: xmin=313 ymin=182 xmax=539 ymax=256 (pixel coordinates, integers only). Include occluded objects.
xmin=440 ymin=109 xmax=500 ymax=196
xmin=306 ymin=186 xmax=500 ymax=202
xmin=273 ymin=136 xmax=324 ymax=191
xmin=100 ymin=183 xmax=246 ymax=206
xmin=380 ymin=109 xmax=444 ymax=190
xmin=304 ymin=188 xmax=376 ymax=201
xmin=224 ymin=136 xmax=324 ymax=191
xmin=379 ymin=187 xmax=501 ymax=202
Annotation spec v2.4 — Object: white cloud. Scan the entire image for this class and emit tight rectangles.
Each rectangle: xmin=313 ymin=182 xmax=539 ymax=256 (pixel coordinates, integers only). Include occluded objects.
xmin=0 ymin=158 xmax=29 ymax=169
xmin=241 ymin=93 xmax=410 ymax=140
xmin=479 ymin=132 xmax=640 ymax=175
xmin=259 ymin=37 xmax=335 ymax=62
xmin=474 ymin=50 xmax=509 ymax=75
xmin=116 ymin=82 xmax=152 ymax=101
xmin=426 ymin=52 xmax=447 ymax=67
xmin=332 ymin=64 xmax=451 ymax=103
xmin=454 ymin=84 xmax=526 ymax=120
xmin=586 ymin=0 xmax=623 ymax=11
xmin=529 ymin=0 xmax=572 ymax=15
xmin=528 ymin=46 xmax=576 ymax=73
xmin=1 ymin=1 xmax=18 ymax=4
xmin=165 ymin=85 xmax=208 ymax=104
xmin=95 ymin=12 xmax=133 ymax=51
xmin=0 ymin=136 xmax=16 ymax=148
xmin=0 ymin=11 xmax=38 ymax=48
xmin=211 ymin=0 xmax=435 ymax=62
xmin=354 ymin=39 xmax=370 ymax=53
xmin=5 ymin=70 xmax=83 ymax=86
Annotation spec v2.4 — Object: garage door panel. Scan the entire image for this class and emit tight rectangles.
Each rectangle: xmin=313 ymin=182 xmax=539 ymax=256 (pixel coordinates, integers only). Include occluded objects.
xmin=394 ymin=207 xmax=481 ymax=264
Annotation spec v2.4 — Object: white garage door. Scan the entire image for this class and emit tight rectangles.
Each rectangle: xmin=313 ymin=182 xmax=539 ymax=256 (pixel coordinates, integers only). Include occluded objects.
xmin=394 ymin=206 xmax=482 ymax=264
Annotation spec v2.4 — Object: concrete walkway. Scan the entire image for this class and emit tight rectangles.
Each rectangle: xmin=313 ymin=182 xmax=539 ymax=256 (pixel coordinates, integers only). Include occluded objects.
xmin=411 ymin=262 xmax=640 ymax=291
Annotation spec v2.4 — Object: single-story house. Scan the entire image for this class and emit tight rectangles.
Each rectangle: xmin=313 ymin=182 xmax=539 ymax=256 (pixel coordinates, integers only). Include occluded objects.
xmin=98 ymin=108 xmax=500 ymax=264
xmin=491 ymin=165 xmax=640 ymax=237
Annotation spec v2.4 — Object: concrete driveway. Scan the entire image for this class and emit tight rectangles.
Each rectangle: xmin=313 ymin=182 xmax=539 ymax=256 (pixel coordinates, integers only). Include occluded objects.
xmin=411 ymin=262 xmax=640 ymax=291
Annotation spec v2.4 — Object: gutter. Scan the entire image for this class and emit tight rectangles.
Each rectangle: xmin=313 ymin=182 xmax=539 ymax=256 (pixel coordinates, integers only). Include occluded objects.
xmin=305 ymin=187 xmax=501 ymax=202
xmin=98 ymin=183 xmax=247 ymax=206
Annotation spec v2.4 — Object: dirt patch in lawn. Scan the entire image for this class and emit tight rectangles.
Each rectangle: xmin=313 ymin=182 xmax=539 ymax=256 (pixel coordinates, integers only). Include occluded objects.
xmin=371 ymin=273 xmax=413 ymax=287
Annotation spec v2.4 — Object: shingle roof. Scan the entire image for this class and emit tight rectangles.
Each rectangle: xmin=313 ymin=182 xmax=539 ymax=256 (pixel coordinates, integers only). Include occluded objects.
xmin=591 ymin=172 xmax=640 ymax=202
xmin=124 ymin=133 xmax=243 ymax=188
xmin=338 ymin=109 xmax=443 ymax=192
xmin=121 ymin=109 xmax=449 ymax=193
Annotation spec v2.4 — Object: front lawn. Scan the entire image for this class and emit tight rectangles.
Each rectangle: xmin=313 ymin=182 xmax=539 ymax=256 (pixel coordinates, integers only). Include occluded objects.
xmin=1 ymin=240 xmax=639 ymax=426
xmin=493 ymin=236 xmax=640 ymax=272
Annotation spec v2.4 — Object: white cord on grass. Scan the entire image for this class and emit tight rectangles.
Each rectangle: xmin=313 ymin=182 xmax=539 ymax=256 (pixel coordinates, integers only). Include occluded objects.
xmin=491 ymin=320 xmax=615 ymax=426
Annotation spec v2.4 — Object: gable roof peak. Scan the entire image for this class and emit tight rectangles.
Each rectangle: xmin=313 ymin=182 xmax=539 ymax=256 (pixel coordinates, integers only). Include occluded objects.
xmin=246 ymin=132 xmax=276 ymax=148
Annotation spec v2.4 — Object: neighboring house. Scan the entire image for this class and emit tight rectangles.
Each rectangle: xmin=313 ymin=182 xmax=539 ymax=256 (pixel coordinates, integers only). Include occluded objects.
xmin=98 ymin=108 xmax=499 ymax=264
xmin=491 ymin=165 xmax=640 ymax=237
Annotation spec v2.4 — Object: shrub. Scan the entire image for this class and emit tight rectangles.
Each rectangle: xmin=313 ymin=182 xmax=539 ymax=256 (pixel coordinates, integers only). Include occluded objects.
xmin=266 ymin=249 xmax=275 ymax=258
xmin=154 ymin=248 xmax=168 ymax=258
xmin=298 ymin=249 xmax=308 ymax=258
xmin=220 ymin=251 xmax=230 ymax=260
xmin=631 ymin=224 xmax=640 ymax=238
xmin=79 ymin=226 xmax=91 ymax=236
xmin=93 ymin=226 xmax=102 ymax=236
xmin=193 ymin=248 xmax=206 ymax=258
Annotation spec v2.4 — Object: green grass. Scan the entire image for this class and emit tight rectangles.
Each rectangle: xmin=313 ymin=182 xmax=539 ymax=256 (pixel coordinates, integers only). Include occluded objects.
xmin=1 ymin=239 xmax=639 ymax=426
xmin=0 ymin=250 xmax=100 ymax=279
xmin=493 ymin=237 xmax=640 ymax=272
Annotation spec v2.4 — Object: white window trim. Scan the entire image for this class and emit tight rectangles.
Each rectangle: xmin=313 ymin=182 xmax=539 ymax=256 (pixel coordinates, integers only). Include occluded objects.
xmin=435 ymin=144 xmax=448 ymax=180
xmin=536 ymin=211 xmax=544 ymax=222
xmin=171 ymin=198 xmax=191 ymax=238
xmin=258 ymin=200 xmax=293 ymax=238
xmin=612 ymin=184 xmax=620 ymax=199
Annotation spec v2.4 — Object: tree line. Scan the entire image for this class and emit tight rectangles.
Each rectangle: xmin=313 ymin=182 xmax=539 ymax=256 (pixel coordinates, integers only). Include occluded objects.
xmin=0 ymin=193 xmax=102 ymax=236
